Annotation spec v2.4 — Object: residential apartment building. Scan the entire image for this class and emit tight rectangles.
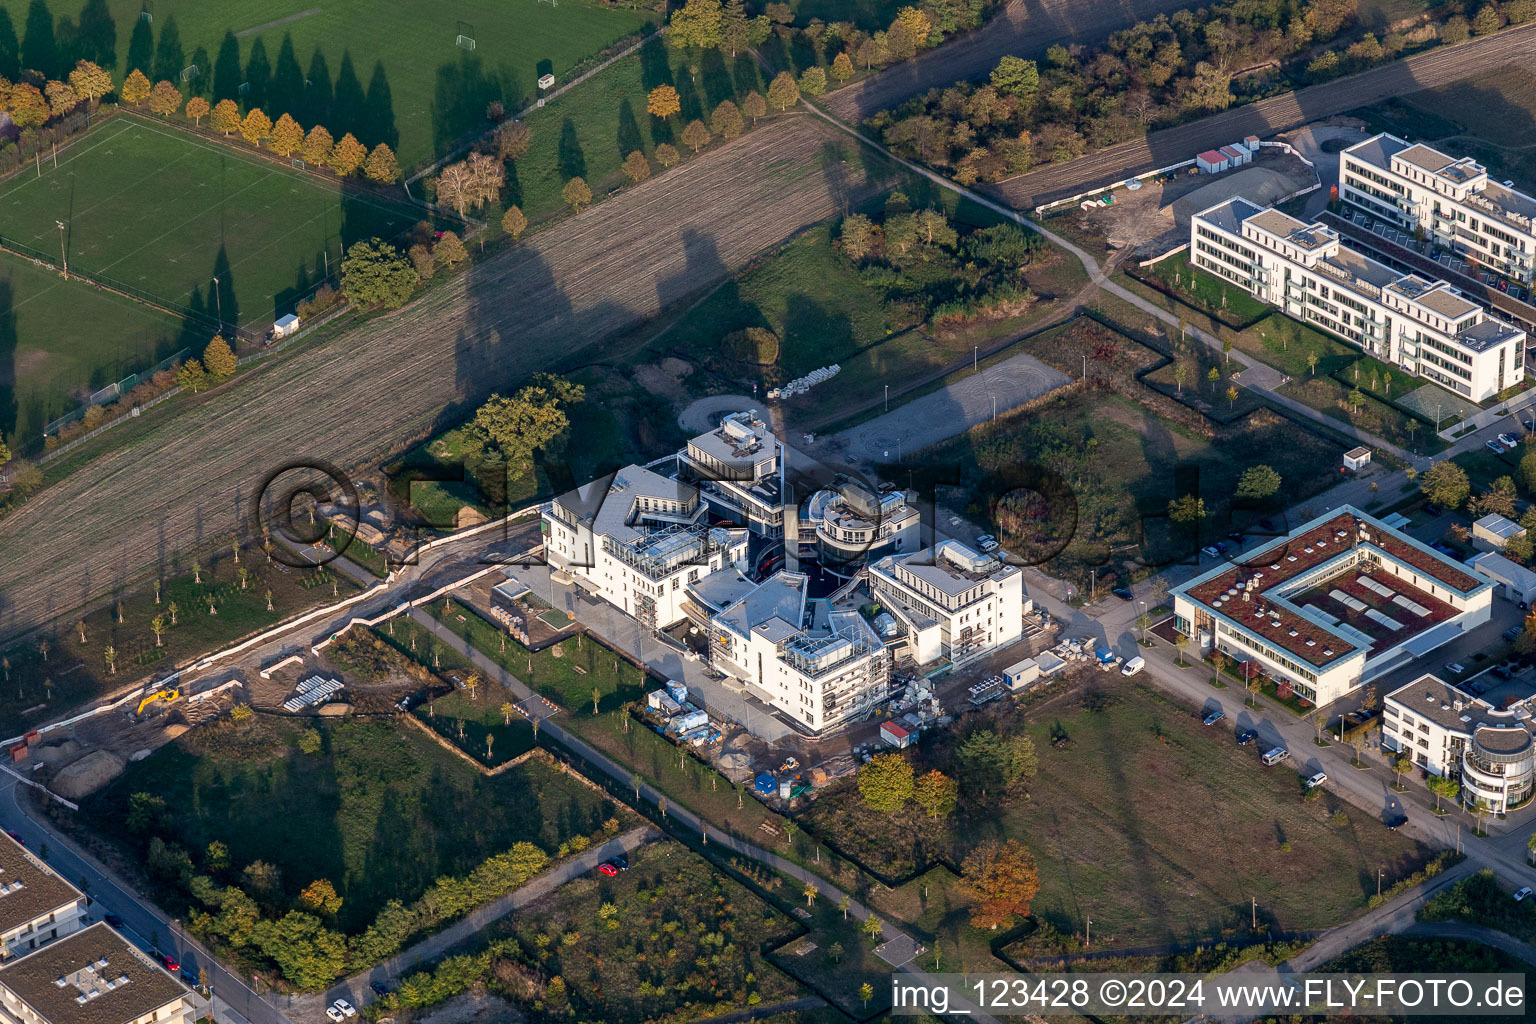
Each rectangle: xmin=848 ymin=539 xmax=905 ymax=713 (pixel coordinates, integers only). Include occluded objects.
xmin=0 ymin=834 xmax=87 ymax=963
xmin=675 ymin=411 xmax=787 ymax=537
xmin=543 ymin=465 xmax=748 ymax=630
xmin=0 ymin=923 xmax=193 ymax=1024
xmin=867 ymin=540 xmax=1025 ymax=669
xmin=803 ymin=481 xmax=921 ymax=569
xmin=1340 ymin=133 xmax=1536 ymax=285
xmin=1383 ymin=675 xmax=1535 ymax=813
xmin=1191 ymin=197 xmax=1525 ymax=401
xmin=703 ymin=571 xmax=891 ymax=733
xmin=1171 ymin=507 xmax=1493 ymax=706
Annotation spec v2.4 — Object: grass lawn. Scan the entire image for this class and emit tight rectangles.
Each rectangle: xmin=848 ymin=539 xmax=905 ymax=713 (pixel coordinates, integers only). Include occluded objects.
xmin=1236 ymin=314 xmax=1359 ymax=379
xmin=803 ymin=683 xmax=1433 ymax=952
xmin=0 ymin=117 xmax=425 ymax=332
xmin=415 ymin=686 xmax=538 ymax=767
xmin=0 ymin=252 xmax=191 ymax=448
xmin=0 ymin=542 xmax=359 ymax=734
xmin=486 ymin=841 xmax=802 ymax=1022
xmin=0 ymin=0 xmax=655 ymax=170
xmin=82 ymin=714 xmax=621 ymax=934
xmin=1135 ymin=250 xmax=1271 ymax=328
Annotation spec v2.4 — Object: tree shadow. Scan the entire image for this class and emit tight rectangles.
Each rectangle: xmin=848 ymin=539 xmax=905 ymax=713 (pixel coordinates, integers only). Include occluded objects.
xmin=0 ymin=10 xmax=17 ymax=79
xmin=557 ymin=117 xmax=586 ymax=181
xmin=617 ymin=99 xmax=643 ymax=161
xmin=274 ymin=257 xmax=317 ymax=324
xmin=187 ymin=44 xmax=209 ymax=95
xmin=302 ymin=47 xmax=333 ymax=127
xmin=210 ymin=246 xmax=239 ymax=338
xmin=245 ymin=37 xmax=271 ymax=110
xmin=700 ymin=47 xmax=734 ymax=107
xmin=151 ymin=12 xmax=182 ymax=82
xmin=675 ymin=73 xmax=703 ymax=123
xmin=213 ymin=30 xmax=241 ymax=102
xmin=0 ymin=280 xmax=16 ymax=446
xmin=638 ymin=35 xmax=673 ymax=91
xmin=782 ymin=293 xmax=854 ymax=379
xmin=429 ymin=51 xmax=519 ymax=161
xmin=60 ymin=0 xmax=114 ymax=70
xmin=363 ymin=60 xmax=398 ymax=150
xmin=22 ymin=0 xmax=59 ymax=80
xmin=270 ymin=33 xmax=304 ymax=119
xmin=650 ymin=112 xmax=674 ymax=147
xmin=504 ymin=158 xmax=522 ymax=208
xmin=732 ymin=53 xmax=759 ymax=96
xmin=331 ymin=50 xmax=364 ymax=138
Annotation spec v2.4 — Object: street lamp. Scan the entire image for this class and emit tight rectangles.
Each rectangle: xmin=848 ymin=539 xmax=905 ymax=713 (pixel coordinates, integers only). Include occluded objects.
xmin=1139 ymin=600 xmax=1147 ymax=645
xmin=55 ymin=220 xmax=66 ymax=277
xmin=884 ymin=384 xmax=888 ymax=413
xmin=211 ymin=276 xmax=222 ymax=331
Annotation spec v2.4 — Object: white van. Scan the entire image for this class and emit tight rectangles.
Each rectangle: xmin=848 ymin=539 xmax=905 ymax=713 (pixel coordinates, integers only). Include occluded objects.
xmin=1121 ymin=656 xmax=1145 ymax=676
xmin=1261 ymin=747 xmax=1289 ymax=766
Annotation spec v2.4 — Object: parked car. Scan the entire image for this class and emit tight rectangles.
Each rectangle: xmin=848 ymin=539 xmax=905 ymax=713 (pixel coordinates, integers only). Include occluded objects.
xmin=1499 ymin=433 xmax=1521 ymax=449
xmin=1203 ymin=709 xmax=1226 ymax=726
xmin=1386 ymin=814 xmax=1408 ymax=831
xmin=332 ymin=999 xmax=357 ymax=1019
xmin=1258 ymin=518 xmax=1276 ymax=531
xmin=1422 ymin=504 xmax=1442 ymax=517
xmin=103 ymin=913 xmax=123 ymax=928
xmin=369 ymin=982 xmax=391 ymax=997
xmin=326 ymin=1008 xmax=346 ymax=1023
xmin=1305 ymin=772 xmax=1328 ymax=788
xmin=1515 ymin=887 xmax=1534 ymax=902
xmin=1112 ymin=586 xmax=1134 ymax=601
xmin=1202 ymin=545 xmax=1221 ymax=558
xmin=1486 ymin=440 xmax=1507 ymax=454
xmin=1214 ymin=541 xmax=1229 ymax=555
xmin=1444 ymin=662 xmax=1465 ymax=676
xmin=1237 ymin=729 xmax=1257 ymax=746
xmin=1504 ymin=626 xmax=1524 ymax=642
xmin=597 ymin=862 xmax=620 ymax=877
xmin=1261 ymin=747 xmax=1289 ymax=766
xmin=1228 ymin=531 xmax=1244 ymax=542
xmin=1122 ymin=656 xmax=1145 ymax=676
xmin=1494 ymin=665 xmax=1514 ymax=681
xmin=156 ymin=953 xmax=179 ymax=972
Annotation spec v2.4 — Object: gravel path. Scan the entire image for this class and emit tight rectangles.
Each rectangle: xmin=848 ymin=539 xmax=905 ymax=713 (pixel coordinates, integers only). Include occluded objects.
xmin=0 ymin=116 xmax=891 ymax=642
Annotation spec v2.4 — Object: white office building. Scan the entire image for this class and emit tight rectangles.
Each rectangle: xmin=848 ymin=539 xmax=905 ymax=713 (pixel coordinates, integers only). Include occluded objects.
xmin=543 ymin=465 xmax=748 ymax=631
xmin=676 ymin=411 xmax=788 ymax=537
xmin=1340 ymin=133 xmax=1536 ymax=286
xmin=703 ymin=571 xmax=891 ymax=733
xmin=867 ymin=540 xmax=1025 ymax=668
xmin=1383 ymin=675 xmax=1535 ymax=813
xmin=1191 ymin=197 xmax=1525 ymax=401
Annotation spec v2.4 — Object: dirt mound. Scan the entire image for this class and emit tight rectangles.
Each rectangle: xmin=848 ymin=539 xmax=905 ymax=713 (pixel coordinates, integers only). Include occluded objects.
xmin=32 ymin=740 xmax=83 ymax=767
xmin=52 ymin=749 xmax=127 ymax=800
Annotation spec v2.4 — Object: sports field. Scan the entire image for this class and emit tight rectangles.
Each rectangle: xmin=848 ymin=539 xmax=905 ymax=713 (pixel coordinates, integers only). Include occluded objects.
xmin=0 ymin=0 xmax=655 ymax=169
xmin=0 ymin=117 xmax=425 ymax=333
xmin=0 ymin=255 xmax=186 ymax=448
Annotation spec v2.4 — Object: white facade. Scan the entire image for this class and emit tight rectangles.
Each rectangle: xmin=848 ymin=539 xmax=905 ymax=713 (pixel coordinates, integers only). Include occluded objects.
xmin=676 ymin=411 xmax=788 ymax=537
xmin=1191 ymin=197 xmax=1525 ymax=401
xmin=1383 ymin=675 xmax=1535 ymax=813
xmin=804 ymin=482 xmax=921 ymax=569
xmin=705 ymin=572 xmax=890 ymax=733
xmin=543 ymin=465 xmax=747 ymax=630
xmin=1172 ymin=507 xmax=1493 ymax=707
xmin=1341 ymin=133 xmax=1536 ymax=285
xmin=867 ymin=540 xmax=1024 ymax=669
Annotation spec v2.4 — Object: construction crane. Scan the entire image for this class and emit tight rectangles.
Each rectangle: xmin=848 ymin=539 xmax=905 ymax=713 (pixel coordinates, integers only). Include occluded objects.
xmin=135 ymin=688 xmax=180 ymax=718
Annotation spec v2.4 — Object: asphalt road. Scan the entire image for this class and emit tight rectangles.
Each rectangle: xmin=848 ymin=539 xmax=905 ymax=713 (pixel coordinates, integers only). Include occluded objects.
xmin=822 ymin=0 xmax=1203 ymax=123
xmin=0 ymin=114 xmax=894 ymax=645
xmin=985 ymin=22 xmax=1536 ymax=210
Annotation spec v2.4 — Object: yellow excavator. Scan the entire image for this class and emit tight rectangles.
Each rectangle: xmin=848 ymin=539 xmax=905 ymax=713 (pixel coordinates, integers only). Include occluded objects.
xmin=135 ymin=688 xmax=181 ymax=718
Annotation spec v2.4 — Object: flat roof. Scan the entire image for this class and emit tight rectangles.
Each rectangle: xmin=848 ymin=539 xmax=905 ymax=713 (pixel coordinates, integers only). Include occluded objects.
xmin=1195 ymin=196 xmax=1264 ymax=234
xmin=1474 ymin=514 xmax=1525 ymax=540
xmin=1387 ymin=675 xmax=1533 ymax=741
xmin=0 ymin=831 xmax=84 ymax=935
xmin=881 ymin=540 xmax=1014 ymax=599
xmin=0 ymin=923 xmax=189 ymax=1024
xmin=1470 ymin=550 xmax=1536 ymax=589
xmin=1414 ymin=286 xmax=1479 ymax=321
xmin=1343 ymin=133 xmax=1411 ymax=170
xmin=552 ymin=464 xmax=701 ymax=544
xmin=715 ymin=571 xmax=807 ymax=641
xmin=1395 ymin=143 xmax=1459 ymax=176
xmin=1246 ymin=207 xmax=1312 ymax=239
xmin=1458 ymin=318 xmax=1523 ymax=352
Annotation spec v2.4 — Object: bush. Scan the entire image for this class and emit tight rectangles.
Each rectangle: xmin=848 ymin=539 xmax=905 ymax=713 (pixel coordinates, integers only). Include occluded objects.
xmin=722 ymin=326 xmax=779 ymax=365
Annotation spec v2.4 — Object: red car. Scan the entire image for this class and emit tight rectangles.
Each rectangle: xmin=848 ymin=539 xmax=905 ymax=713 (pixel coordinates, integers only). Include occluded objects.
xmin=596 ymin=862 xmax=619 ymax=877
xmin=157 ymin=953 xmax=179 ymax=972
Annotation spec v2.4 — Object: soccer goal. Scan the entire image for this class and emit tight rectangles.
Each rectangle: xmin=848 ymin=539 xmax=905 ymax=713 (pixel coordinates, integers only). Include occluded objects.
xmin=179 ymin=64 xmax=199 ymax=83
xmin=455 ymin=20 xmax=477 ymax=50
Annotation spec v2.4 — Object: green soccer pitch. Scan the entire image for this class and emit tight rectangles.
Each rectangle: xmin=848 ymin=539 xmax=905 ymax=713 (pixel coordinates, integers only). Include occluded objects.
xmin=0 ymin=117 xmax=426 ymax=333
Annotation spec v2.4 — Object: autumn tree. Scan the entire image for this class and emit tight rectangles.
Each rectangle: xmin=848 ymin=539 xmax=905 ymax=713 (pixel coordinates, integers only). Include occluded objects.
xmin=45 ymin=80 xmax=79 ymax=117
xmin=839 ymin=213 xmax=880 ymax=260
xmin=69 ymin=60 xmax=113 ymax=104
xmin=622 ymin=149 xmax=651 ymax=183
xmin=363 ymin=143 xmax=399 ymax=183
xmin=143 ymin=80 xmax=178 ymax=118
xmin=1236 ymin=464 xmax=1281 ymax=500
xmin=435 ymin=161 xmax=475 ymax=216
xmin=913 ymin=769 xmax=958 ymax=819
xmin=990 ymin=55 xmax=1039 ymax=97
xmin=957 ymin=839 xmax=1039 ymax=930
xmin=655 ymin=143 xmax=680 ymax=167
xmin=209 ymin=98 xmax=240 ymax=136
xmin=302 ymin=124 xmax=334 ymax=165
xmin=1169 ymin=494 xmax=1207 ymax=524
xmin=742 ymin=90 xmax=767 ymax=124
xmin=495 ymin=119 xmax=531 ymax=161
xmin=240 ymin=108 xmax=273 ymax=147
xmin=502 ymin=205 xmax=528 ymax=240
xmin=176 ymin=359 xmax=209 ymax=393
xmin=1420 ymin=460 xmax=1470 ymax=510
xmin=831 ymin=51 xmax=855 ymax=82
xmin=340 ymin=239 xmax=418 ymax=309
xmin=798 ymin=65 xmax=827 ymax=97
xmin=185 ymin=95 xmax=209 ymax=125
xmin=409 ymin=243 xmax=435 ymax=281
xmin=269 ymin=113 xmax=304 ymax=156
xmin=121 ymin=68 xmax=151 ymax=105
xmin=647 ymin=84 xmax=681 ymax=119
xmin=681 ymin=118 xmax=711 ymax=153
xmin=329 ymin=133 xmax=367 ymax=176
xmin=202 ymin=336 xmax=237 ymax=379
xmin=711 ymin=99 xmax=744 ymax=139
xmin=434 ymin=231 xmax=468 ymax=269
xmin=562 ymin=176 xmax=592 ymax=212
xmin=669 ymin=0 xmax=725 ymax=50
xmin=466 ymin=151 xmax=504 ymax=206
xmin=7 ymin=83 xmax=48 ymax=128
xmin=767 ymin=71 xmax=800 ymax=110
xmin=896 ymin=6 xmax=932 ymax=45
xmin=857 ymin=752 xmax=914 ymax=812
xmin=461 ymin=374 xmax=586 ymax=474
xmin=297 ymin=878 xmax=344 ymax=917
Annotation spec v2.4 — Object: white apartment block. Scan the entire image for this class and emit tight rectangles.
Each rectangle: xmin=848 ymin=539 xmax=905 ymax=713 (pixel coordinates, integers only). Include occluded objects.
xmin=543 ymin=465 xmax=747 ymax=631
xmin=0 ymin=923 xmax=193 ymax=1024
xmin=1191 ymin=197 xmax=1525 ymax=401
xmin=703 ymin=571 xmax=891 ymax=733
xmin=867 ymin=540 xmax=1025 ymax=669
xmin=676 ymin=411 xmax=787 ymax=537
xmin=1383 ymin=675 xmax=1535 ymax=813
xmin=1172 ymin=507 xmax=1493 ymax=707
xmin=804 ymin=481 xmax=922 ymax=569
xmin=0 ymin=834 xmax=86 ymax=963
xmin=1341 ymin=133 xmax=1536 ymax=285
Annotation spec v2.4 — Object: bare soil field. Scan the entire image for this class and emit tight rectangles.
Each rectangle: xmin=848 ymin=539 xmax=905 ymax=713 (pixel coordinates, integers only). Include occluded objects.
xmin=0 ymin=115 xmax=899 ymax=642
